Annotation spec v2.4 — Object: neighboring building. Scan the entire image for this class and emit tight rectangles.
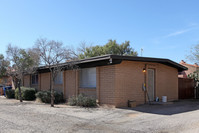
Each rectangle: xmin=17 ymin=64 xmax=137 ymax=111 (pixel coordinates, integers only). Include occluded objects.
xmin=22 ymin=55 xmax=187 ymax=107
xmin=179 ymin=60 xmax=199 ymax=78
xmin=0 ymin=76 xmax=14 ymax=95
xmin=0 ymin=76 xmax=12 ymax=87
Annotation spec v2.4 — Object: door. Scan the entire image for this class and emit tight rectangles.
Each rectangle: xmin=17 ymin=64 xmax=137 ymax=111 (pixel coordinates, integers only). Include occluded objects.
xmin=148 ymin=69 xmax=155 ymax=101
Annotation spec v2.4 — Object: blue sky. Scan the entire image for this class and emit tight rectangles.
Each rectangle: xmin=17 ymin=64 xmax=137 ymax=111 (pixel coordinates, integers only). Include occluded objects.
xmin=0 ymin=0 xmax=199 ymax=63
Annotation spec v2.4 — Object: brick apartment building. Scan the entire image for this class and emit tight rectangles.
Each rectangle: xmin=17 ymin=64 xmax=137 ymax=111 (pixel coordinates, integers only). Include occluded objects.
xmin=179 ymin=60 xmax=199 ymax=78
xmin=22 ymin=55 xmax=187 ymax=107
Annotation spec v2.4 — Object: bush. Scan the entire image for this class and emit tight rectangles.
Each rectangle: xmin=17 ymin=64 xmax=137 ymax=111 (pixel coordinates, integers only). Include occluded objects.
xmin=68 ymin=96 xmax=77 ymax=106
xmin=15 ymin=87 xmax=36 ymax=101
xmin=5 ymin=89 xmax=15 ymax=99
xmin=68 ymin=94 xmax=97 ymax=107
xmin=35 ymin=91 xmax=50 ymax=103
xmin=35 ymin=90 xmax=64 ymax=104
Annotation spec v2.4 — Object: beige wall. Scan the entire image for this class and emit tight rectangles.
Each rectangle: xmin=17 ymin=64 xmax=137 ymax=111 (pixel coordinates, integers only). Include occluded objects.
xmin=40 ymin=73 xmax=50 ymax=91
xmin=23 ymin=75 xmax=30 ymax=87
xmin=23 ymin=75 xmax=39 ymax=90
xmin=114 ymin=61 xmax=145 ymax=107
xmin=112 ymin=61 xmax=178 ymax=107
xmin=97 ymin=65 xmax=116 ymax=105
xmin=63 ymin=70 xmax=96 ymax=100
xmin=62 ymin=61 xmax=178 ymax=107
xmin=79 ymin=88 xmax=96 ymax=98
xmin=22 ymin=60 xmax=179 ymax=107
xmin=156 ymin=63 xmax=178 ymax=101
xmin=64 ymin=70 xmax=77 ymax=99
xmin=23 ymin=72 xmax=63 ymax=92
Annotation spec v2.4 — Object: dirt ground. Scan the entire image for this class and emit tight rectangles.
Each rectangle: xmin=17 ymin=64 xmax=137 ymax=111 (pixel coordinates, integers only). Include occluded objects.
xmin=1 ymin=96 xmax=199 ymax=133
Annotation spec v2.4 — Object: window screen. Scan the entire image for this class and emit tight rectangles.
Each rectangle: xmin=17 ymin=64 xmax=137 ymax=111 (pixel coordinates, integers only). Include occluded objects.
xmin=32 ymin=74 xmax=38 ymax=85
xmin=54 ymin=72 xmax=63 ymax=84
xmin=79 ymin=68 xmax=96 ymax=88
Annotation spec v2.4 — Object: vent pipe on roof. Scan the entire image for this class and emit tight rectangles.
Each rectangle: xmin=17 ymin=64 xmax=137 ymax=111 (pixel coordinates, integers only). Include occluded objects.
xmin=180 ymin=60 xmax=186 ymax=63
xmin=109 ymin=58 xmax=112 ymax=64
xmin=141 ymin=48 xmax=143 ymax=57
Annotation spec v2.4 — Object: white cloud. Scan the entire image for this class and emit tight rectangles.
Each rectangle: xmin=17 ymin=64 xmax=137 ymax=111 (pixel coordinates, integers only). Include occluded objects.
xmin=164 ymin=28 xmax=193 ymax=38
xmin=188 ymin=22 xmax=198 ymax=27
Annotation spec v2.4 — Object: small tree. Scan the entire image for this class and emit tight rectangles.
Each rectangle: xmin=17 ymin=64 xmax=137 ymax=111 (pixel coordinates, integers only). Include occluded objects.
xmin=35 ymin=38 xmax=73 ymax=107
xmin=6 ymin=44 xmax=39 ymax=102
xmin=188 ymin=71 xmax=199 ymax=82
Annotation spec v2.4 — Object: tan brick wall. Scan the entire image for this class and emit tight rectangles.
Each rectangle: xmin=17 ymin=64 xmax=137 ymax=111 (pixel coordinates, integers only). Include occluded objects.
xmin=64 ymin=70 xmax=77 ymax=99
xmin=54 ymin=84 xmax=63 ymax=93
xmin=112 ymin=61 xmax=178 ymax=107
xmin=40 ymin=73 xmax=50 ymax=91
xmin=66 ymin=61 xmax=178 ymax=107
xmin=63 ymin=69 xmax=97 ymax=100
xmin=79 ymin=88 xmax=96 ymax=98
xmin=23 ymin=72 xmax=63 ymax=92
xmin=114 ymin=61 xmax=145 ymax=107
xmin=156 ymin=64 xmax=178 ymax=101
xmin=40 ymin=72 xmax=63 ymax=92
xmin=23 ymin=74 xmax=39 ymax=90
xmin=23 ymin=75 xmax=30 ymax=87
xmin=22 ymin=60 xmax=179 ymax=107
xmin=98 ymin=65 xmax=116 ymax=105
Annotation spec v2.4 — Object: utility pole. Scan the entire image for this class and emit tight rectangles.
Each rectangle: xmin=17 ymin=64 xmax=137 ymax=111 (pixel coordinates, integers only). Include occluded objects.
xmin=141 ymin=48 xmax=143 ymax=57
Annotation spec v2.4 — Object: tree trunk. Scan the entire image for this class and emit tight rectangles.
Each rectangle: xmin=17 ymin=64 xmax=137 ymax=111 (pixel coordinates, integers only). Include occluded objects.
xmin=50 ymin=71 xmax=54 ymax=107
xmin=18 ymin=79 xmax=23 ymax=102
xmin=13 ymin=76 xmax=17 ymax=90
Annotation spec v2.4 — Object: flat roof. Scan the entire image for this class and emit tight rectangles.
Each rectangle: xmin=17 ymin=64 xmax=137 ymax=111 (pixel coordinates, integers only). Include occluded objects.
xmin=37 ymin=54 xmax=187 ymax=72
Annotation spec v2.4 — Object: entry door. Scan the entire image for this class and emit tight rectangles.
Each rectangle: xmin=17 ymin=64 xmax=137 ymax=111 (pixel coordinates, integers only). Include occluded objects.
xmin=148 ymin=69 xmax=155 ymax=101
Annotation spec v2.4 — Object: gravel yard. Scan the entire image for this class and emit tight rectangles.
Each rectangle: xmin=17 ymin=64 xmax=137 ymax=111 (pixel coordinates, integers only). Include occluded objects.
xmin=1 ymin=96 xmax=199 ymax=133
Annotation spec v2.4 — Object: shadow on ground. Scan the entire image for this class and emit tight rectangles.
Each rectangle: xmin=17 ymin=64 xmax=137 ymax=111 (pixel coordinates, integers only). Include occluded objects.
xmin=120 ymin=99 xmax=199 ymax=115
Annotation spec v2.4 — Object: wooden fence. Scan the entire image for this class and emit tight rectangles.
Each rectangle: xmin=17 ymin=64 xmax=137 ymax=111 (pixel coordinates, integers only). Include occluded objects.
xmin=178 ymin=78 xmax=195 ymax=99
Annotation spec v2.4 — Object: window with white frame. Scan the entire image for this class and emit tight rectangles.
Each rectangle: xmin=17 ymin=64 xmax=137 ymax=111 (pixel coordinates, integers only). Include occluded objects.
xmin=54 ymin=72 xmax=63 ymax=84
xmin=79 ymin=67 xmax=96 ymax=88
xmin=32 ymin=74 xmax=38 ymax=85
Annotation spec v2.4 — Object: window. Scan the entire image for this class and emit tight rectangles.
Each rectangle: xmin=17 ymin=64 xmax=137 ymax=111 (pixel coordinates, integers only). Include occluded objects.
xmin=32 ymin=74 xmax=38 ymax=85
xmin=54 ymin=72 xmax=63 ymax=84
xmin=79 ymin=67 xmax=96 ymax=88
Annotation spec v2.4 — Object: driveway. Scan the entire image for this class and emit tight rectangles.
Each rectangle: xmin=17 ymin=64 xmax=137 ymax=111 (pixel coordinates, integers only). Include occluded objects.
xmin=0 ymin=97 xmax=199 ymax=133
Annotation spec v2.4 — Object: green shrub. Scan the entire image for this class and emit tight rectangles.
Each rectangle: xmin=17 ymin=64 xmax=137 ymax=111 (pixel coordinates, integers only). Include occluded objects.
xmin=15 ymin=87 xmax=36 ymax=101
xmin=35 ymin=91 xmax=50 ymax=103
xmin=68 ymin=96 xmax=77 ymax=106
xmin=54 ymin=91 xmax=64 ymax=104
xmin=35 ymin=90 xmax=64 ymax=104
xmin=22 ymin=88 xmax=36 ymax=100
xmin=5 ymin=89 xmax=15 ymax=99
xmin=68 ymin=94 xmax=97 ymax=107
xmin=15 ymin=88 xmax=20 ymax=100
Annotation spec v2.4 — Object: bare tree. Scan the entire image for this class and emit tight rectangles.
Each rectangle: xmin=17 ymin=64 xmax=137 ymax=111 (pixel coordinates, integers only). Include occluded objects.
xmin=35 ymin=38 xmax=73 ymax=107
xmin=77 ymin=41 xmax=87 ymax=54
xmin=6 ymin=44 xmax=39 ymax=102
